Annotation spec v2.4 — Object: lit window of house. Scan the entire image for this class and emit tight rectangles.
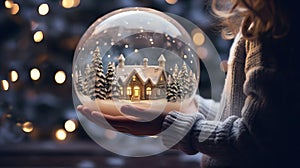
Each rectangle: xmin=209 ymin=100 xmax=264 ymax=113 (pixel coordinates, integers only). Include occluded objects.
xmin=132 ymin=75 xmax=136 ymax=81
xmin=127 ymin=86 xmax=132 ymax=95
xmin=134 ymin=86 xmax=140 ymax=97
xmin=160 ymin=76 xmax=164 ymax=81
xmin=146 ymin=87 xmax=152 ymax=95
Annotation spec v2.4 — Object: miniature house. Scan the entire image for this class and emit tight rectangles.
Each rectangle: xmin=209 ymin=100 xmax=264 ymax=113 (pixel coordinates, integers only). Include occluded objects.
xmin=115 ymin=54 xmax=167 ymax=101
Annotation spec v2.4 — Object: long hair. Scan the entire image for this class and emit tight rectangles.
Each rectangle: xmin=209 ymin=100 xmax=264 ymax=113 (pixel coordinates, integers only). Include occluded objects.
xmin=211 ymin=0 xmax=291 ymax=40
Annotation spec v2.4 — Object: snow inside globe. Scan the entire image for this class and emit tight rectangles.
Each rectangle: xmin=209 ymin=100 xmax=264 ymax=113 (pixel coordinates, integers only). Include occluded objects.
xmin=71 ymin=7 xmax=217 ymax=156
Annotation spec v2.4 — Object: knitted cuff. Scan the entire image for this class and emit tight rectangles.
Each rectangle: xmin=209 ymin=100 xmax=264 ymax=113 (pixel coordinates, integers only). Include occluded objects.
xmin=162 ymin=111 xmax=204 ymax=154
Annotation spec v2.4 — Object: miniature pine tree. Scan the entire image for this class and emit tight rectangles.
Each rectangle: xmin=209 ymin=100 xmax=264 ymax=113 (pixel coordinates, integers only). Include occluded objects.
xmin=176 ymin=78 xmax=183 ymax=101
xmin=106 ymin=62 xmax=115 ymax=99
xmin=93 ymin=47 xmax=106 ymax=100
xmin=188 ymin=70 xmax=196 ymax=97
xmin=179 ymin=62 xmax=190 ymax=98
xmin=111 ymin=80 xmax=121 ymax=99
xmin=166 ymin=75 xmax=177 ymax=102
xmin=172 ymin=64 xmax=179 ymax=80
xmin=76 ymin=70 xmax=84 ymax=94
xmin=85 ymin=63 xmax=95 ymax=99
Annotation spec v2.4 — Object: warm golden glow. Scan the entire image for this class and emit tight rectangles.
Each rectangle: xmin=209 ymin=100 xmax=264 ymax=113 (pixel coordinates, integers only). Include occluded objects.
xmin=55 ymin=129 xmax=67 ymax=141
xmin=10 ymin=70 xmax=18 ymax=82
xmin=30 ymin=68 xmax=41 ymax=81
xmin=1 ymin=80 xmax=9 ymax=91
xmin=33 ymin=31 xmax=44 ymax=43
xmin=165 ymin=0 xmax=178 ymax=5
xmin=134 ymin=86 xmax=140 ymax=97
xmin=64 ymin=120 xmax=77 ymax=132
xmin=193 ymin=32 xmax=205 ymax=46
xmin=22 ymin=121 xmax=34 ymax=133
xmin=127 ymin=86 xmax=132 ymax=95
xmin=10 ymin=3 xmax=19 ymax=15
xmin=4 ymin=0 xmax=13 ymax=8
xmin=54 ymin=70 xmax=66 ymax=84
xmin=38 ymin=3 xmax=49 ymax=16
xmin=61 ymin=0 xmax=80 ymax=8
xmin=146 ymin=87 xmax=152 ymax=96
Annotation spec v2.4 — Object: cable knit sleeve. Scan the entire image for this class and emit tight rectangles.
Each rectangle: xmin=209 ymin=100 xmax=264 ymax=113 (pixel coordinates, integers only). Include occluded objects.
xmin=162 ymin=37 xmax=281 ymax=162
xmin=194 ymin=95 xmax=219 ymax=120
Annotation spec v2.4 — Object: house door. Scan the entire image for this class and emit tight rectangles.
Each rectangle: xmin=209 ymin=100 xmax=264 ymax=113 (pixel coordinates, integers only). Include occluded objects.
xmin=132 ymin=86 xmax=140 ymax=101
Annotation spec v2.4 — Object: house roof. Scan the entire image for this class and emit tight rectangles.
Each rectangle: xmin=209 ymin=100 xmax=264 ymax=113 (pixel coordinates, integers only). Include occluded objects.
xmin=116 ymin=65 xmax=165 ymax=85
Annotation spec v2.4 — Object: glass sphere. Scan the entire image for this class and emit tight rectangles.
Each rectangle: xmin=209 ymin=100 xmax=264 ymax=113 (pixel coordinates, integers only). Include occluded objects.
xmin=71 ymin=7 xmax=222 ymax=157
xmin=72 ymin=7 xmax=200 ymax=116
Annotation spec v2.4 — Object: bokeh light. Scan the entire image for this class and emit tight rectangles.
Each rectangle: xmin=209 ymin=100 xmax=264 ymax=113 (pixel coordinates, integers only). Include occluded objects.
xmin=61 ymin=0 xmax=80 ymax=9
xmin=10 ymin=3 xmax=19 ymax=15
xmin=1 ymin=80 xmax=9 ymax=91
xmin=193 ymin=32 xmax=205 ymax=46
xmin=38 ymin=3 xmax=49 ymax=16
xmin=4 ymin=0 xmax=13 ymax=8
xmin=22 ymin=121 xmax=34 ymax=133
xmin=55 ymin=129 xmax=67 ymax=141
xmin=165 ymin=0 xmax=178 ymax=5
xmin=64 ymin=120 xmax=77 ymax=132
xmin=10 ymin=70 xmax=19 ymax=82
xmin=33 ymin=31 xmax=44 ymax=43
xmin=30 ymin=68 xmax=41 ymax=81
xmin=54 ymin=70 xmax=66 ymax=84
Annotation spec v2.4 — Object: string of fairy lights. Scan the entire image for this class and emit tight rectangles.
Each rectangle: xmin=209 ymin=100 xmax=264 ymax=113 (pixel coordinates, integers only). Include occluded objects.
xmin=1 ymin=0 xmax=228 ymax=143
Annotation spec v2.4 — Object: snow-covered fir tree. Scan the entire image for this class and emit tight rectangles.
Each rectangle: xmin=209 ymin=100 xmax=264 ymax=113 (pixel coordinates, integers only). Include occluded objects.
xmin=76 ymin=70 xmax=84 ymax=94
xmin=166 ymin=75 xmax=178 ymax=102
xmin=111 ymin=80 xmax=121 ymax=99
xmin=188 ymin=70 xmax=197 ymax=97
xmin=179 ymin=62 xmax=190 ymax=98
xmin=93 ymin=47 xmax=106 ymax=100
xmin=85 ymin=63 xmax=94 ymax=99
xmin=105 ymin=62 xmax=115 ymax=99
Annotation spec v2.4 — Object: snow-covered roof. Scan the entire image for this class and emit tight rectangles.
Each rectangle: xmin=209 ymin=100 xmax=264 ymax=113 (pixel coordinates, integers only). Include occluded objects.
xmin=116 ymin=65 xmax=165 ymax=85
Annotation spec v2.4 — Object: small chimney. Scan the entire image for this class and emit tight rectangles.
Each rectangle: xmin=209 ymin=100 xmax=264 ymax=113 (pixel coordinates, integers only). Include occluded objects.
xmin=158 ymin=54 xmax=166 ymax=69
xmin=143 ymin=58 xmax=148 ymax=68
xmin=118 ymin=54 xmax=125 ymax=68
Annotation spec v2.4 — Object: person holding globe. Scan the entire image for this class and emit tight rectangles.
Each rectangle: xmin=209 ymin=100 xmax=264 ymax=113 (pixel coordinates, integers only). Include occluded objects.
xmin=77 ymin=0 xmax=299 ymax=167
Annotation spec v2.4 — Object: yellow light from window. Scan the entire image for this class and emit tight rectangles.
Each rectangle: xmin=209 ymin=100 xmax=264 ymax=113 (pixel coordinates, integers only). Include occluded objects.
xmin=10 ymin=70 xmax=18 ymax=82
xmin=54 ymin=70 xmax=66 ymax=84
xmin=193 ymin=32 xmax=205 ymax=46
xmin=64 ymin=120 xmax=77 ymax=132
xmin=1 ymin=80 xmax=9 ymax=91
xmin=55 ymin=129 xmax=67 ymax=141
xmin=4 ymin=0 xmax=13 ymax=8
xmin=38 ymin=3 xmax=49 ymax=16
xmin=30 ymin=68 xmax=41 ymax=81
xmin=10 ymin=3 xmax=19 ymax=15
xmin=33 ymin=31 xmax=44 ymax=43
xmin=166 ymin=0 xmax=178 ymax=5
xmin=22 ymin=121 xmax=34 ymax=133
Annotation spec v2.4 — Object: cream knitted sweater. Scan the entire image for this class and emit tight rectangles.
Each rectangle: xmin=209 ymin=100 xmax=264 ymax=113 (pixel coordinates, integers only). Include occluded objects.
xmin=162 ymin=32 xmax=300 ymax=168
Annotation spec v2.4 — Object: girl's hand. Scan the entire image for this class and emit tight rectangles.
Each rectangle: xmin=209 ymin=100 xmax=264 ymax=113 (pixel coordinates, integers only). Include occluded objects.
xmin=76 ymin=99 xmax=198 ymax=136
xmin=77 ymin=105 xmax=167 ymax=136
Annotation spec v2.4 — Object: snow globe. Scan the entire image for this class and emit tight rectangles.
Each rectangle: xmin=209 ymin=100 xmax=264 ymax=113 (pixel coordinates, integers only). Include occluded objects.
xmin=72 ymin=7 xmax=200 ymax=117
xmin=71 ymin=7 xmax=225 ymax=157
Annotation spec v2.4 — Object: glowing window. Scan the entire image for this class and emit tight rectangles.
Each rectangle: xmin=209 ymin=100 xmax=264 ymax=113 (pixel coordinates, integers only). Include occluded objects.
xmin=127 ymin=86 xmax=132 ymax=95
xmin=160 ymin=76 xmax=164 ymax=81
xmin=146 ymin=87 xmax=152 ymax=95
xmin=132 ymin=75 xmax=136 ymax=81
xmin=134 ymin=86 xmax=140 ymax=97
